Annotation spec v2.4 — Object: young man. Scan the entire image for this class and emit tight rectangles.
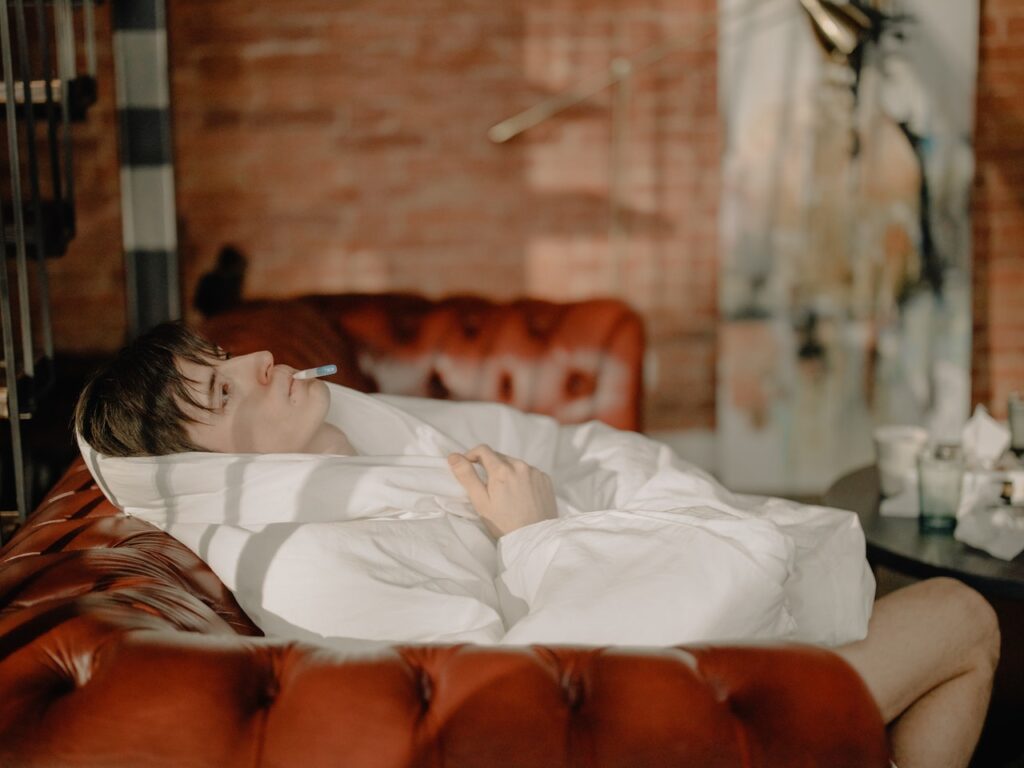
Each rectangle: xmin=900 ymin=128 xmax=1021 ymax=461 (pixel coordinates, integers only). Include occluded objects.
xmin=76 ymin=322 xmax=999 ymax=768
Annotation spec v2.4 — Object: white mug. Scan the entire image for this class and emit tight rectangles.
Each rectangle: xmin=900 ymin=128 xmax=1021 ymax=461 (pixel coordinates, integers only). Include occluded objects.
xmin=873 ymin=425 xmax=930 ymax=497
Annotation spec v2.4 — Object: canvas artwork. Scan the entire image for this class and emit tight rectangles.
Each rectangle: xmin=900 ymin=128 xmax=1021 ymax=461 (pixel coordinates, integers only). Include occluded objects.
xmin=717 ymin=0 xmax=979 ymax=495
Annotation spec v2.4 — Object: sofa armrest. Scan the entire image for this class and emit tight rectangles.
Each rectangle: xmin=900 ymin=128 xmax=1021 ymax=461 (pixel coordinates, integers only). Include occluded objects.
xmin=0 ymin=630 xmax=888 ymax=768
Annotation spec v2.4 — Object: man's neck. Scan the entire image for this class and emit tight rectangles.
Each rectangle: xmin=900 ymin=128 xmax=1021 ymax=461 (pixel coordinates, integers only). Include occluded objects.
xmin=303 ymin=423 xmax=357 ymax=455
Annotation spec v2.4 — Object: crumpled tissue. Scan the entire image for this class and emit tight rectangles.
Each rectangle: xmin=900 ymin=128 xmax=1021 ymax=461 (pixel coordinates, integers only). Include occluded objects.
xmin=955 ymin=504 xmax=1024 ymax=561
xmin=953 ymin=405 xmax=1024 ymax=560
xmin=961 ymin=404 xmax=1010 ymax=470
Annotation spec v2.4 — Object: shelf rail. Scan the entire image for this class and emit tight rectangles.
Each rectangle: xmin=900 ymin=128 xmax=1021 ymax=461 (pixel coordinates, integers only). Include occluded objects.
xmin=0 ymin=0 xmax=99 ymax=544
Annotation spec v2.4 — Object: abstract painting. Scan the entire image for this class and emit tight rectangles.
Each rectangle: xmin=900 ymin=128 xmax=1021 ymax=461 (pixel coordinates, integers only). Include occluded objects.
xmin=717 ymin=0 xmax=978 ymax=494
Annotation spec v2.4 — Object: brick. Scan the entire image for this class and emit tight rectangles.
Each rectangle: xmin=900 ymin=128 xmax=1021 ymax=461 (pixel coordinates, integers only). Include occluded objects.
xmin=39 ymin=0 xmax=1017 ymax=434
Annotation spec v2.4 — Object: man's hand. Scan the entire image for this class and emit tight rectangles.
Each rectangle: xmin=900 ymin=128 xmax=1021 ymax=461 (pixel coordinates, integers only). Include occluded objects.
xmin=448 ymin=444 xmax=557 ymax=538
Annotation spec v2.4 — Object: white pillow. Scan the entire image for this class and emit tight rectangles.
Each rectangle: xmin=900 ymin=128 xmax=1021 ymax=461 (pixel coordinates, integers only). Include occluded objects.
xmin=75 ymin=388 xmax=506 ymax=646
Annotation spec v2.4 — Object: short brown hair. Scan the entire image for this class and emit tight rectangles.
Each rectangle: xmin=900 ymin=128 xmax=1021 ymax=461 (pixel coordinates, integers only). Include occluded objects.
xmin=74 ymin=321 xmax=227 ymax=457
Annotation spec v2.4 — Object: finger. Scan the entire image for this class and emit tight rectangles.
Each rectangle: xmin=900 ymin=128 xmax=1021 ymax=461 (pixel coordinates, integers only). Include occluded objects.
xmin=509 ymin=457 xmax=528 ymax=472
xmin=447 ymin=453 xmax=490 ymax=507
xmin=463 ymin=444 xmax=509 ymax=475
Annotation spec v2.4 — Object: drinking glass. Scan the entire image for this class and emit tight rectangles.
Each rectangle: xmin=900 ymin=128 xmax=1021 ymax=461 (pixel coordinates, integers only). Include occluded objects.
xmin=1009 ymin=392 xmax=1024 ymax=458
xmin=917 ymin=444 xmax=964 ymax=534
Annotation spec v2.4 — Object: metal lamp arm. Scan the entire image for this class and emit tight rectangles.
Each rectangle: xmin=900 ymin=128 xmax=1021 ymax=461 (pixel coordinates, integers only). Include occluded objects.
xmin=487 ymin=0 xmax=797 ymax=144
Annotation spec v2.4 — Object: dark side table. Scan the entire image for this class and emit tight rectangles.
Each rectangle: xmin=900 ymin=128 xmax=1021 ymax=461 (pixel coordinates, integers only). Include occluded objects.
xmin=824 ymin=465 xmax=1024 ymax=599
xmin=825 ymin=465 xmax=1024 ymax=768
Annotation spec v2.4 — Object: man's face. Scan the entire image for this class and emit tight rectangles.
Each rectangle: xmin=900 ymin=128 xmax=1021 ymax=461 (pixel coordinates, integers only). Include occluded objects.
xmin=179 ymin=350 xmax=331 ymax=453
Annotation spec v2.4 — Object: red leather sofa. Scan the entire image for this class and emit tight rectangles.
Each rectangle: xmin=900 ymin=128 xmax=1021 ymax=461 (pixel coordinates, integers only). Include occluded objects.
xmin=0 ymin=294 xmax=889 ymax=767
xmin=197 ymin=293 xmax=645 ymax=431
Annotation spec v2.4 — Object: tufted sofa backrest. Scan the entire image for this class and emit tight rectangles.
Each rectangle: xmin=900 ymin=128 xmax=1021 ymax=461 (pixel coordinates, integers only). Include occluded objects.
xmin=200 ymin=293 xmax=645 ymax=430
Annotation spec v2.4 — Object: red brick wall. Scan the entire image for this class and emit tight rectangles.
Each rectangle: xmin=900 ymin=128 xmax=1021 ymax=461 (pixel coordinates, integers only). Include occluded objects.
xmin=46 ymin=0 xmax=1022 ymax=433
xmin=45 ymin=4 xmax=124 ymax=352
xmin=972 ymin=0 xmax=1024 ymax=419
xmin=166 ymin=0 xmax=719 ymax=431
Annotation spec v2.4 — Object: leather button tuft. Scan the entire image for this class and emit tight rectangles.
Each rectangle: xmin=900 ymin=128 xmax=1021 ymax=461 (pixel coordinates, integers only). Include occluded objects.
xmin=461 ymin=316 xmax=481 ymax=340
xmin=390 ymin=315 xmax=421 ymax=343
xmin=526 ymin=312 xmax=557 ymax=340
xmin=564 ymin=370 xmax=596 ymax=398
xmin=257 ymin=677 xmax=280 ymax=709
xmin=427 ymin=370 xmax=450 ymax=399
xmin=498 ymin=372 xmax=513 ymax=402
xmin=418 ymin=671 xmax=433 ymax=708
xmin=562 ymin=675 xmax=584 ymax=711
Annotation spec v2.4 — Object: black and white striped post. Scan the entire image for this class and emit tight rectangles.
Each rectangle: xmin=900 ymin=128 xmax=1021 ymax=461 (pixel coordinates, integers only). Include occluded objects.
xmin=112 ymin=0 xmax=179 ymax=338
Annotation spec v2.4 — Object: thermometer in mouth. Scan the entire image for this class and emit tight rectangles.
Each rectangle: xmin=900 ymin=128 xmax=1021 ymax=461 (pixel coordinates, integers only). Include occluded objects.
xmin=292 ymin=364 xmax=337 ymax=380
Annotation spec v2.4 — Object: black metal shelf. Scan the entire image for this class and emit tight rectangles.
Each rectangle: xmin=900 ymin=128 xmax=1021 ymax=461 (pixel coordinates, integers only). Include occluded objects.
xmin=0 ymin=75 xmax=97 ymax=123
xmin=0 ymin=355 xmax=55 ymax=419
xmin=0 ymin=0 xmax=107 ymax=543
xmin=3 ymin=199 xmax=73 ymax=257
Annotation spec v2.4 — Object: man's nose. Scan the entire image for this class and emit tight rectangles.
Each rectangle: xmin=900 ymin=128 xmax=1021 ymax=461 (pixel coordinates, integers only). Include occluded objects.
xmin=225 ymin=350 xmax=274 ymax=385
xmin=252 ymin=350 xmax=274 ymax=384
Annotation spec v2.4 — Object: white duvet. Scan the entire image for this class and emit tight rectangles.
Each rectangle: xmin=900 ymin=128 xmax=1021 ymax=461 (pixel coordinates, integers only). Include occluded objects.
xmin=81 ymin=384 xmax=874 ymax=650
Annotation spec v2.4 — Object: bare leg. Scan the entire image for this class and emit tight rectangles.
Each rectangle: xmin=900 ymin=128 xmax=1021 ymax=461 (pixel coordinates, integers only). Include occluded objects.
xmin=835 ymin=577 xmax=1000 ymax=768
